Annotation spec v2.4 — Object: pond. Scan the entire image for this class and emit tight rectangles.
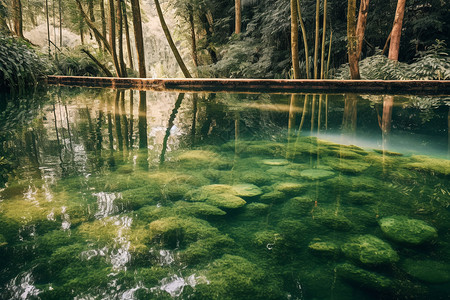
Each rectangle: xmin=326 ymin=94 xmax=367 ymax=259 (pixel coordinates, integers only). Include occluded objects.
xmin=0 ymin=87 xmax=449 ymax=299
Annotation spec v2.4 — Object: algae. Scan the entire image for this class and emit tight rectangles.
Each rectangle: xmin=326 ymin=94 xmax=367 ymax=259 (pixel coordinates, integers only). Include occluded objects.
xmin=379 ymin=215 xmax=438 ymax=245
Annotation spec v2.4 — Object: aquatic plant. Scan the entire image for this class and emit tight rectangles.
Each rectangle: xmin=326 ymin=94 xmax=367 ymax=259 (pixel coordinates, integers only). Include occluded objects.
xmin=378 ymin=215 xmax=438 ymax=245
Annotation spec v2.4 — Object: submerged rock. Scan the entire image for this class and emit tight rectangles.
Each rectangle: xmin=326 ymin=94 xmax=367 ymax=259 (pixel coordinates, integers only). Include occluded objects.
xmin=262 ymin=159 xmax=289 ymax=166
xmin=336 ymin=263 xmax=394 ymax=291
xmin=378 ymin=215 xmax=438 ymax=245
xmin=405 ymin=155 xmax=450 ymax=176
xmin=231 ymin=184 xmax=263 ymax=198
xmin=313 ymin=209 xmax=353 ymax=231
xmin=206 ymin=193 xmax=247 ymax=209
xmin=342 ymin=235 xmax=399 ymax=265
xmin=0 ymin=234 xmax=7 ymax=247
xmin=274 ymin=182 xmax=306 ymax=195
xmin=259 ymin=191 xmax=286 ymax=203
xmin=300 ymin=169 xmax=335 ymax=180
xmin=402 ymin=258 xmax=450 ymax=283
xmin=308 ymin=239 xmax=340 ymax=257
xmin=243 ymin=203 xmax=270 ymax=217
xmin=347 ymin=191 xmax=376 ymax=204
xmin=324 ymin=157 xmax=371 ymax=174
xmin=174 ymin=201 xmax=226 ymax=217
xmin=175 ymin=150 xmax=230 ymax=169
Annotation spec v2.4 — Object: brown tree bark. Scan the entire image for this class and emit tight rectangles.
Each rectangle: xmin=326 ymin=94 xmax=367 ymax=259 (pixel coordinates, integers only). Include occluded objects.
xmin=347 ymin=0 xmax=360 ymax=79
xmin=117 ymin=0 xmax=128 ymax=77
xmin=122 ymin=0 xmax=134 ymax=70
xmin=108 ymin=0 xmax=123 ymax=77
xmin=100 ymin=0 xmax=107 ymax=49
xmin=235 ymin=0 xmax=241 ymax=34
xmin=388 ymin=0 xmax=406 ymax=61
xmin=130 ymin=0 xmax=146 ymax=77
xmin=88 ymin=0 xmax=102 ymax=49
xmin=320 ymin=0 xmax=327 ymax=79
xmin=154 ymin=0 xmax=192 ymax=78
xmin=188 ymin=5 xmax=198 ymax=68
xmin=356 ymin=0 xmax=370 ymax=59
xmin=12 ymin=0 xmax=24 ymax=38
xmin=296 ymin=0 xmax=309 ymax=79
xmin=290 ymin=0 xmax=300 ymax=79
xmin=313 ymin=0 xmax=320 ymax=79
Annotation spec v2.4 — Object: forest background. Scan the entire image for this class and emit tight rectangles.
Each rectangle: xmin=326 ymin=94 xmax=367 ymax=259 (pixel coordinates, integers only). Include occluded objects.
xmin=0 ymin=0 xmax=450 ymax=91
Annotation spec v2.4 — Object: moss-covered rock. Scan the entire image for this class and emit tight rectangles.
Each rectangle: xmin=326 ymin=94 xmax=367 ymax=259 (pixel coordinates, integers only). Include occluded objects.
xmin=300 ymin=169 xmax=335 ymax=180
xmin=262 ymin=159 xmax=289 ymax=166
xmin=238 ymin=171 xmax=272 ymax=186
xmin=402 ymin=258 xmax=450 ymax=283
xmin=179 ymin=235 xmax=235 ymax=264
xmin=282 ymin=196 xmax=314 ymax=217
xmin=274 ymin=182 xmax=306 ymax=195
xmin=405 ymin=155 xmax=450 ymax=176
xmin=308 ymin=239 xmax=340 ymax=257
xmin=342 ymin=235 xmax=399 ymax=265
xmin=379 ymin=216 xmax=438 ymax=245
xmin=242 ymin=202 xmax=270 ymax=217
xmin=259 ymin=190 xmax=286 ymax=203
xmin=373 ymin=149 xmax=403 ymax=156
xmin=336 ymin=263 xmax=394 ymax=291
xmin=347 ymin=191 xmax=376 ymax=204
xmin=174 ymin=201 xmax=226 ymax=217
xmin=324 ymin=157 xmax=371 ymax=174
xmin=175 ymin=150 xmax=230 ymax=170
xmin=0 ymin=233 xmax=7 ymax=247
xmin=194 ymin=254 xmax=284 ymax=299
xmin=206 ymin=193 xmax=246 ymax=209
xmin=253 ymin=230 xmax=280 ymax=249
xmin=277 ymin=219 xmax=306 ymax=247
xmin=231 ymin=184 xmax=263 ymax=198
xmin=313 ymin=209 xmax=353 ymax=231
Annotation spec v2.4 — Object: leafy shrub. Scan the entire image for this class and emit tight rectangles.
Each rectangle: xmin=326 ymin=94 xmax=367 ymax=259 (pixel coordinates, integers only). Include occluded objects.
xmin=0 ymin=34 xmax=48 ymax=91
xmin=52 ymin=46 xmax=109 ymax=77
xmin=334 ymin=40 xmax=450 ymax=80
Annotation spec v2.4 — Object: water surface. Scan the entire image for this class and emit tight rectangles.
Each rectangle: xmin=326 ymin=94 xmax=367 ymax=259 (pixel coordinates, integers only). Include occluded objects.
xmin=0 ymin=87 xmax=449 ymax=299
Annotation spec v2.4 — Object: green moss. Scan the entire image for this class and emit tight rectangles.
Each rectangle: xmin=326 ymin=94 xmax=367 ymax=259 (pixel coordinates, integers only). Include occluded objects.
xmin=206 ymin=193 xmax=246 ymax=209
xmin=347 ymin=191 xmax=376 ymax=204
xmin=261 ymin=159 xmax=289 ymax=166
xmin=174 ymin=201 xmax=227 ymax=217
xmin=274 ymin=182 xmax=306 ymax=195
xmin=180 ymin=235 xmax=235 ymax=264
xmin=405 ymin=155 xmax=450 ymax=176
xmin=243 ymin=203 xmax=270 ymax=217
xmin=313 ymin=208 xmax=353 ymax=231
xmin=194 ymin=254 xmax=284 ymax=299
xmin=175 ymin=150 xmax=231 ymax=170
xmin=308 ymin=239 xmax=340 ymax=257
xmin=253 ymin=230 xmax=280 ymax=248
xmin=259 ymin=190 xmax=286 ymax=203
xmin=231 ymin=183 xmax=263 ymax=198
xmin=117 ymin=186 xmax=161 ymax=210
xmin=0 ymin=233 xmax=7 ymax=247
xmin=379 ymin=215 xmax=438 ymax=245
xmin=277 ymin=219 xmax=306 ymax=246
xmin=324 ymin=157 xmax=371 ymax=174
xmin=282 ymin=196 xmax=314 ymax=217
xmin=337 ymin=263 xmax=394 ymax=291
xmin=341 ymin=235 xmax=399 ymax=265
xmin=402 ymin=259 xmax=450 ymax=283
xmin=300 ymin=169 xmax=335 ymax=180
xmin=238 ymin=171 xmax=272 ymax=186
xmin=373 ymin=149 xmax=403 ymax=156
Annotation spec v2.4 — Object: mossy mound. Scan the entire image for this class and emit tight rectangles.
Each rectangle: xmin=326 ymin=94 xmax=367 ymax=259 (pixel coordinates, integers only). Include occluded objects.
xmin=347 ymin=191 xmax=376 ymax=204
xmin=231 ymin=184 xmax=263 ymax=198
xmin=300 ymin=169 xmax=335 ymax=180
xmin=242 ymin=203 xmax=270 ymax=217
xmin=402 ymin=259 xmax=450 ymax=283
xmin=117 ymin=186 xmax=161 ymax=210
xmin=259 ymin=190 xmax=286 ymax=203
xmin=0 ymin=234 xmax=7 ymax=247
xmin=308 ymin=239 xmax=340 ymax=257
xmin=194 ymin=254 xmax=284 ymax=299
xmin=313 ymin=209 xmax=353 ymax=231
xmin=179 ymin=234 xmax=235 ymax=264
xmin=185 ymin=184 xmax=234 ymax=202
xmin=282 ymin=196 xmax=314 ymax=216
xmin=342 ymin=235 xmax=399 ymax=265
xmin=185 ymin=184 xmax=248 ymax=209
xmin=405 ymin=155 xmax=450 ymax=176
xmin=277 ymin=219 xmax=306 ymax=246
xmin=336 ymin=263 xmax=394 ymax=291
xmin=274 ymin=182 xmax=306 ymax=195
xmin=373 ymin=149 xmax=403 ymax=156
xmin=324 ymin=157 xmax=371 ymax=174
xmin=262 ymin=159 xmax=289 ymax=166
xmin=206 ymin=193 xmax=246 ymax=209
xmin=328 ymin=148 xmax=365 ymax=159
xmin=174 ymin=201 xmax=226 ymax=217
xmin=175 ymin=150 xmax=230 ymax=169
xmin=379 ymin=215 xmax=438 ymax=245
xmin=238 ymin=172 xmax=272 ymax=186
xmin=253 ymin=230 xmax=280 ymax=248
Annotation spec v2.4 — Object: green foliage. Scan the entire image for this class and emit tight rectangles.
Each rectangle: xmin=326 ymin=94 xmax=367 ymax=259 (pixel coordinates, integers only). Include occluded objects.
xmin=0 ymin=34 xmax=47 ymax=91
xmin=334 ymin=41 xmax=450 ymax=80
xmin=52 ymin=46 xmax=108 ymax=77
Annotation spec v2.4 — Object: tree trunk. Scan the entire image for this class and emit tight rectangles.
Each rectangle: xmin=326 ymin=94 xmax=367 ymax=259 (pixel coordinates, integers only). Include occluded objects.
xmin=122 ymin=0 xmax=134 ymax=70
xmin=100 ymin=0 xmax=107 ymax=50
xmin=235 ymin=0 xmax=241 ymax=34
xmin=290 ymin=0 xmax=300 ymax=79
xmin=356 ymin=0 xmax=370 ymax=59
xmin=12 ymin=0 xmax=24 ymax=38
xmin=0 ymin=1 xmax=11 ymax=34
xmin=313 ymin=0 xmax=320 ymax=79
xmin=296 ymin=0 xmax=309 ymax=79
xmin=117 ymin=0 xmax=128 ymax=77
xmin=188 ymin=5 xmax=198 ymax=68
xmin=130 ymin=0 xmax=146 ymax=77
xmin=88 ymin=0 xmax=102 ymax=49
xmin=46 ymin=0 xmax=51 ymax=56
xmin=81 ymin=48 xmax=114 ymax=77
xmin=59 ymin=0 xmax=62 ymax=47
xmin=388 ymin=0 xmax=406 ymax=61
xmin=109 ymin=0 xmax=123 ymax=77
xmin=347 ymin=0 xmax=360 ymax=79
xmin=320 ymin=0 xmax=327 ymax=79
xmin=154 ymin=0 xmax=192 ymax=78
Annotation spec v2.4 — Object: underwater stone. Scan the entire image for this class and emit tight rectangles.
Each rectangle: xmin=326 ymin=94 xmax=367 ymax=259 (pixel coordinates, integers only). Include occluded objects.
xmin=405 ymin=155 xmax=450 ymax=177
xmin=336 ymin=263 xmax=394 ymax=291
xmin=262 ymin=159 xmax=289 ymax=166
xmin=253 ymin=230 xmax=280 ymax=248
xmin=206 ymin=193 xmax=246 ymax=209
xmin=174 ymin=201 xmax=226 ymax=217
xmin=282 ymin=197 xmax=314 ymax=216
xmin=231 ymin=184 xmax=263 ymax=198
xmin=342 ymin=235 xmax=399 ymax=265
xmin=259 ymin=191 xmax=286 ymax=203
xmin=244 ymin=203 xmax=270 ymax=216
xmin=274 ymin=182 xmax=306 ymax=195
xmin=175 ymin=150 xmax=230 ymax=169
xmin=313 ymin=209 xmax=353 ymax=231
xmin=324 ymin=157 xmax=371 ymax=174
xmin=378 ymin=216 xmax=438 ymax=245
xmin=373 ymin=149 xmax=403 ymax=156
xmin=402 ymin=258 xmax=450 ymax=283
xmin=300 ymin=169 xmax=335 ymax=180
xmin=239 ymin=171 xmax=272 ymax=186
xmin=308 ymin=240 xmax=340 ymax=256
xmin=347 ymin=191 xmax=376 ymax=204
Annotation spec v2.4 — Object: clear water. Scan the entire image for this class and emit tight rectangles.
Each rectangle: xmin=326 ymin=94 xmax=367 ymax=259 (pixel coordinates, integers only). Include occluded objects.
xmin=0 ymin=87 xmax=449 ymax=299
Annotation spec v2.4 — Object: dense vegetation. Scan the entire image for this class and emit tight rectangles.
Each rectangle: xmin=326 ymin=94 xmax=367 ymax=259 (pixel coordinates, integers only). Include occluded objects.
xmin=0 ymin=0 xmax=449 ymax=89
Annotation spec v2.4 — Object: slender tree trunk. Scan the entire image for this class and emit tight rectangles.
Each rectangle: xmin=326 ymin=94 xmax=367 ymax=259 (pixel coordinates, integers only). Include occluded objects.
xmin=188 ymin=5 xmax=198 ymax=68
xmin=297 ymin=0 xmax=309 ymax=79
xmin=81 ymin=49 xmax=114 ymax=77
xmin=313 ymin=0 xmax=320 ymax=79
xmin=12 ymin=0 xmax=24 ymax=38
xmin=130 ymin=0 xmax=146 ymax=77
xmin=235 ymin=0 xmax=241 ymax=34
xmin=0 ymin=1 xmax=11 ymax=34
xmin=122 ymin=0 xmax=134 ymax=70
xmin=326 ymin=30 xmax=333 ymax=78
xmin=100 ymin=0 xmax=107 ymax=50
xmin=356 ymin=0 xmax=370 ymax=59
xmin=347 ymin=0 xmax=360 ymax=79
xmin=109 ymin=0 xmax=123 ymax=77
xmin=200 ymin=13 xmax=217 ymax=64
xmin=388 ymin=0 xmax=406 ymax=61
xmin=46 ymin=0 xmax=51 ymax=56
xmin=80 ymin=20 xmax=84 ymax=45
xmin=154 ymin=0 xmax=192 ymax=78
xmin=290 ymin=0 xmax=300 ymax=79
xmin=320 ymin=0 xmax=327 ymax=79
xmin=88 ymin=0 xmax=102 ymax=49
xmin=117 ymin=0 xmax=127 ymax=77
xmin=59 ymin=0 xmax=62 ymax=47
